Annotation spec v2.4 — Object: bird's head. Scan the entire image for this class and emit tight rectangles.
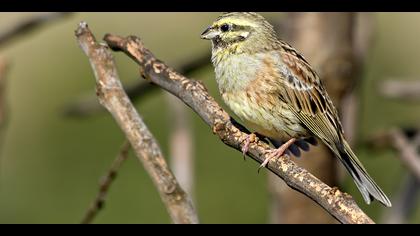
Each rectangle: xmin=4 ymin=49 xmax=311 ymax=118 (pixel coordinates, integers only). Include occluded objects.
xmin=201 ymin=12 xmax=278 ymax=55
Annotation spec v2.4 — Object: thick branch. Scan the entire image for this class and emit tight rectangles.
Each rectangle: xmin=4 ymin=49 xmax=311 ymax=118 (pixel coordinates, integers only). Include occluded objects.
xmin=81 ymin=141 xmax=131 ymax=224
xmin=75 ymin=22 xmax=198 ymax=224
xmin=103 ymin=33 xmax=374 ymax=224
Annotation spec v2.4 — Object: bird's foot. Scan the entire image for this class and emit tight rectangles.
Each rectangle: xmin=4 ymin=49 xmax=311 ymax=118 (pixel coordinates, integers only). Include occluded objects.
xmin=258 ymin=138 xmax=296 ymax=172
xmin=241 ymin=133 xmax=258 ymax=160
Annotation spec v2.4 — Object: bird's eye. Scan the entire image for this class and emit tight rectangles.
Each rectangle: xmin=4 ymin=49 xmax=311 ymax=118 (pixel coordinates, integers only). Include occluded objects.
xmin=220 ymin=24 xmax=230 ymax=32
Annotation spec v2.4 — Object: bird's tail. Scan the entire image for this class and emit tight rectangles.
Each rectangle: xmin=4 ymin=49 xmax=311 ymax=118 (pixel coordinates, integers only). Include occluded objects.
xmin=334 ymin=140 xmax=392 ymax=207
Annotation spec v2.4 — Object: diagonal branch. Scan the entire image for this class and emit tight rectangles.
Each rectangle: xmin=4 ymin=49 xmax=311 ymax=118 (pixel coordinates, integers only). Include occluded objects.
xmin=367 ymin=128 xmax=420 ymax=223
xmin=0 ymin=12 xmax=71 ymax=48
xmin=64 ymin=16 xmax=281 ymax=119
xmin=75 ymin=22 xmax=199 ymax=224
xmin=62 ymin=52 xmax=211 ymax=118
xmin=382 ymin=174 xmax=419 ymax=224
xmin=388 ymin=129 xmax=420 ymax=181
xmin=62 ymin=80 xmax=155 ymax=117
xmin=103 ymin=33 xmax=374 ymax=224
xmin=368 ymin=128 xmax=420 ymax=182
xmin=81 ymin=141 xmax=131 ymax=224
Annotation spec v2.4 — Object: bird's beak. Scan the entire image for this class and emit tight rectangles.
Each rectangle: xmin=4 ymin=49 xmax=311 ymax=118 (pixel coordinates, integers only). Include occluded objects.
xmin=201 ymin=26 xmax=218 ymax=40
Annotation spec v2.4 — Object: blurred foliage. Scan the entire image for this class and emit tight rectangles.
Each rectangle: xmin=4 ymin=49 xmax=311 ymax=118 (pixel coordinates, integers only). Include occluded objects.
xmin=0 ymin=12 xmax=419 ymax=223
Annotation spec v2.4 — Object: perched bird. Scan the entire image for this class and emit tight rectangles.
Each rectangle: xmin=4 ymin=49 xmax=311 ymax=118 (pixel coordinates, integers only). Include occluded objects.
xmin=201 ymin=12 xmax=391 ymax=207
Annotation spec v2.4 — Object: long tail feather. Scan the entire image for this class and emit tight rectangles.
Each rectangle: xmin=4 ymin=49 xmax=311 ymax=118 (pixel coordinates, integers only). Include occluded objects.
xmin=336 ymin=140 xmax=392 ymax=207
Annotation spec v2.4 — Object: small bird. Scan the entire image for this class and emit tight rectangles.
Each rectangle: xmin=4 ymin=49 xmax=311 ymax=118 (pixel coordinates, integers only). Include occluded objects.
xmin=201 ymin=12 xmax=391 ymax=207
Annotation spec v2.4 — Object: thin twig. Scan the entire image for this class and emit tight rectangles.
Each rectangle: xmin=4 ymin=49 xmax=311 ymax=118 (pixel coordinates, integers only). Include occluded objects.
xmin=368 ymin=129 xmax=420 ymax=223
xmin=103 ymin=33 xmax=374 ymax=224
xmin=382 ymin=175 xmax=419 ymax=224
xmin=62 ymin=52 xmax=211 ymax=118
xmin=0 ymin=12 xmax=71 ymax=47
xmin=62 ymin=81 xmax=155 ymax=117
xmin=81 ymin=141 xmax=131 ymax=224
xmin=379 ymin=79 xmax=420 ymax=102
xmin=366 ymin=128 xmax=420 ymax=181
xmin=388 ymin=129 xmax=420 ymax=181
xmin=75 ymin=22 xmax=199 ymax=224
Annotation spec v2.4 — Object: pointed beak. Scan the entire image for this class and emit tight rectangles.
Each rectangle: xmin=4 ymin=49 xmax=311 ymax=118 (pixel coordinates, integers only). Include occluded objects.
xmin=201 ymin=26 xmax=218 ymax=40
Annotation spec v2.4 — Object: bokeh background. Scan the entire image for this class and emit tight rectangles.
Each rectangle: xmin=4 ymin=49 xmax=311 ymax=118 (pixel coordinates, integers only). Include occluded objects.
xmin=0 ymin=12 xmax=419 ymax=223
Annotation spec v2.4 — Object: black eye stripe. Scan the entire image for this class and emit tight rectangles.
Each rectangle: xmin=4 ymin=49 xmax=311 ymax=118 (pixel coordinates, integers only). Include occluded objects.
xmin=231 ymin=24 xmax=244 ymax=30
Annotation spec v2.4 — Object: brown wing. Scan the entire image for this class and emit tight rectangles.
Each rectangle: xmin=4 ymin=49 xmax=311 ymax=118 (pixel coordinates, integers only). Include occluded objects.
xmin=275 ymin=47 xmax=344 ymax=147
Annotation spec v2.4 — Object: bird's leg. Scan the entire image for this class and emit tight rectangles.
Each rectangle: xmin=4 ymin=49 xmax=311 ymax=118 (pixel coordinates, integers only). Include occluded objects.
xmin=241 ymin=133 xmax=258 ymax=159
xmin=240 ymin=132 xmax=269 ymax=160
xmin=231 ymin=117 xmax=269 ymax=159
xmin=258 ymin=138 xmax=296 ymax=172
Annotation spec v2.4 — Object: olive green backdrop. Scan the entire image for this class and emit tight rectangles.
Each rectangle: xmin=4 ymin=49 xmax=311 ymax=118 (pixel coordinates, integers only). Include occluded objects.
xmin=0 ymin=12 xmax=419 ymax=223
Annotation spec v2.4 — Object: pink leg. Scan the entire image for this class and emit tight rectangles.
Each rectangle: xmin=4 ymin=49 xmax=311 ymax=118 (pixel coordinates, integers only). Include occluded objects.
xmin=258 ymin=138 xmax=296 ymax=172
xmin=241 ymin=133 xmax=257 ymax=159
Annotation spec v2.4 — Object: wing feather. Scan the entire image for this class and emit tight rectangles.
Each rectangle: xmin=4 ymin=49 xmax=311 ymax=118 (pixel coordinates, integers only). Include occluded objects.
xmin=275 ymin=48 xmax=343 ymax=145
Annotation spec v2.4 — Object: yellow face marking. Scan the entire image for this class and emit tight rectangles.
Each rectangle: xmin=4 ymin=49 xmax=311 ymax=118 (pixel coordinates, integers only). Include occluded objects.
xmin=211 ymin=17 xmax=257 ymax=30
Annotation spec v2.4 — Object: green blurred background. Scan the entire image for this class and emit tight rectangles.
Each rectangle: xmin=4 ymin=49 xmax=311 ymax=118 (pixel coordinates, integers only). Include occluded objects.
xmin=0 ymin=12 xmax=419 ymax=223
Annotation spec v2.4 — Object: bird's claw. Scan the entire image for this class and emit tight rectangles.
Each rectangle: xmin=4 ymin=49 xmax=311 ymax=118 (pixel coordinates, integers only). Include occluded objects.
xmin=257 ymin=138 xmax=296 ymax=173
xmin=241 ymin=133 xmax=257 ymax=160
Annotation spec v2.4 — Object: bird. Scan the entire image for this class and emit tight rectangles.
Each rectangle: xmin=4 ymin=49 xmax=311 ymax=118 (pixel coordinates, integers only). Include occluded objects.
xmin=200 ymin=12 xmax=392 ymax=207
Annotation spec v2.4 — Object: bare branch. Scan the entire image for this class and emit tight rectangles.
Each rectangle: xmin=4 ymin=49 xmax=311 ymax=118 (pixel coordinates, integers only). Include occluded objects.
xmin=382 ymin=175 xmax=419 ymax=224
xmin=62 ymin=81 xmax=155 ymax=117
xmin=62 ymin=52 xmax=211 ymax=118
xmin=367 ymin=128 xmax=420 ymax=181
xmin=75 ymin=22 xmax=199 ymax=224
xmin=166 ymin=93 xmax=195 ymax=197
xmin=103 ymin=33 xmax=375 ymax=224
xmin=81 ymin=141 xmax=131 ymax=224
xmin=379 ymin=80 xmax=420 ymax=101
xmin=368 ymin=129 xmax=420 ymax=223
xmin=388 ymin=129 xmax=420 ymax=181
xmin=64 ymin=15 xmax=282 ymax=118
xmin=0 ymin=13 xmax=71 ymax=48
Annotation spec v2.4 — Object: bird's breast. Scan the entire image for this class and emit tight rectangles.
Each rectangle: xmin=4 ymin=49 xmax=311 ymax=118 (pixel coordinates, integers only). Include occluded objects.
xmin=213 ymin=53 xmax=262 ymax=92
xmin=221 ymin=89 xmax=306 ymax=140
xmin=214 ymin=53 xmax=308 ymax=141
